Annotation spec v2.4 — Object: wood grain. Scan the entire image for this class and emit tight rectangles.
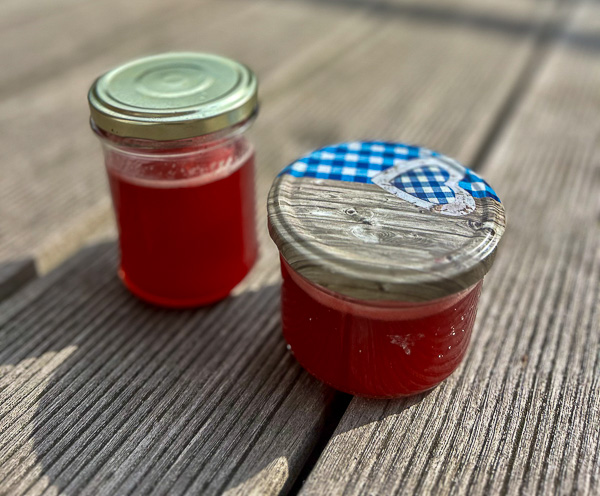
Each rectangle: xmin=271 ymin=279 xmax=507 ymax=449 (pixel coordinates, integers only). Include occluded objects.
xmin=299 ymin=1 xmax=600 ymax=494
xmin=0 ymin=244 xmax=336 ymax=496
xmin=0 ymin=0 xmax=585 ymax=494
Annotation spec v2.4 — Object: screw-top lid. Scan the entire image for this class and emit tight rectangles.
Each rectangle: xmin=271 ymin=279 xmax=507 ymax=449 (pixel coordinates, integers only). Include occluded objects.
xmin=268 ymin=141 xmax=506 ymax=302
xmin=88 ymin=52 xmax=258 ymax=140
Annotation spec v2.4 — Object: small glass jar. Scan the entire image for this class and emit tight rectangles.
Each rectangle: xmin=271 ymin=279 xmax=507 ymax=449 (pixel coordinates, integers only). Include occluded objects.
xmin=268 ymin=141 xmax=505 ymax=398
xmin=88 ymin=53 xmax=258 ymax=307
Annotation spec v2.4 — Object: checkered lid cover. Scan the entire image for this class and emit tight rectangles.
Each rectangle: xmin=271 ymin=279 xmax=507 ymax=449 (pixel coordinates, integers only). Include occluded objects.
xmin=267 ymin=141 xmax=506 ymax=301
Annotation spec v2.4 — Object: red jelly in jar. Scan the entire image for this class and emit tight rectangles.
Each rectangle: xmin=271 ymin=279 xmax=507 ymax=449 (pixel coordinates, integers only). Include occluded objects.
xmin=268 ymin=142 xmax=506 ymax=398
xmin=89 ymin=53 xmax=259 ymax=307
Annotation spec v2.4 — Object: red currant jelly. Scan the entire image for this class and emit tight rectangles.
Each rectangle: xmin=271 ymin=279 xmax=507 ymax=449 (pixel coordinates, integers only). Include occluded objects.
xmin=102 ymin=136 xmax=257 ymax=307
xmin=280 ymin=258 xmax=482 ymax=398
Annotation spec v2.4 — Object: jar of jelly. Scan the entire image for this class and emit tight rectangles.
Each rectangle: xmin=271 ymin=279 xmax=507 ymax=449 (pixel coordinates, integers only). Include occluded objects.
xmin=89 ymin=53 xmax=258 ymax=308
xmin=268 ymin=141 xmax=506 ymax=398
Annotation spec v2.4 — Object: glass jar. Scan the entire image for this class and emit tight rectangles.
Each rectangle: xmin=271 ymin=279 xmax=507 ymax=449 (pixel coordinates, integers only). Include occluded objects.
xmin=268 ymin=141 xmax=505 ymax=398
xmin=89 ymin=53 xmax=258 ymax=307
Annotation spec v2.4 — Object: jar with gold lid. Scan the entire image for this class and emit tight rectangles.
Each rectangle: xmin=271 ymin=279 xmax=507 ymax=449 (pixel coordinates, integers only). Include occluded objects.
xmin=89 ymin=52 xmax=259 ymax=307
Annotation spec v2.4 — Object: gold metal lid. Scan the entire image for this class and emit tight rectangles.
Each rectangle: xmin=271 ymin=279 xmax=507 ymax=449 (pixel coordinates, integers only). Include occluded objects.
xmin=88 ymin=52 xmax=258 ymax=140
xmin=268 ymin=142 xmax=506 ymax=302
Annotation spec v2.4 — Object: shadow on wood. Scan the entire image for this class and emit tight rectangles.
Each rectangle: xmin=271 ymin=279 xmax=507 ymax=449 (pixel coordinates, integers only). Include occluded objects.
xmin=0 ymin=242 xmax=338 ymax=495
xmin=0 ymin=259 xmax=37 ymax=303
xmin=0 ymin=241 xmax=438 ymax=494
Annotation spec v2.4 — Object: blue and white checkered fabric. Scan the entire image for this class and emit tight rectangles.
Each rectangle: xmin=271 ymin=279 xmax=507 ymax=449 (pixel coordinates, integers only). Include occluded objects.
xmin=458 ymin=169 xmax=500 ymax=202
xmin=281 ymin=141 xmax=500 ymax=203
xmin=282 ymin=141 xmax=429 ymax=183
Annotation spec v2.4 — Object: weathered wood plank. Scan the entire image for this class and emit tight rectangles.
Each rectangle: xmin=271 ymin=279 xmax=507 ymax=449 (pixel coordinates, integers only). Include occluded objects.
xmin=299 ymin=1 xmax=600 ymax=494
xmin=251 ymin=0 xmax=562 ymax=189
xmin=0 ymin=243 xmax=334 ymax=495
xmin=0 ymin=0 xmax=212 ymax=95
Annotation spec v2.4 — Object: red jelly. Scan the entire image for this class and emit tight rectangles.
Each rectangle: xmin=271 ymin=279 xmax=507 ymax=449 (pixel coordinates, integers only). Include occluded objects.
xmin=102 ymin=134 xmax=257 ymax=307
xmin=89 ymin=53 xmax=259 ymax=307
xmin=281 ymin=258 xmax=482 ymax=398
xmin=268 ymin=141 xmax=505 ymax=397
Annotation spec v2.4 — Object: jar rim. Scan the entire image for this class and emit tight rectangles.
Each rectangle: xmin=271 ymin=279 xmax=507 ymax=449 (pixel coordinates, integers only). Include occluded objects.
xmin=282 ymin=257 xmax=480 ymax=319
xmin=91 ymin=113 xmax=255 ymax=158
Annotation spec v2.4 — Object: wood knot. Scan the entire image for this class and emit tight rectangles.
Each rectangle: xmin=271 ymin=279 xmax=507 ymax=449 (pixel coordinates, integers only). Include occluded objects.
xmin=468 ymin=220 xmax=483 ymax=230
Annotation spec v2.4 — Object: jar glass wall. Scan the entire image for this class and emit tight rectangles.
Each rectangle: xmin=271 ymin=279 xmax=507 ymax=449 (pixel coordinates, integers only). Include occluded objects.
xmin=280 ymin=257 xmax=482 ymax=398
xmin=93 ymin=120 xmax=257 ymax=307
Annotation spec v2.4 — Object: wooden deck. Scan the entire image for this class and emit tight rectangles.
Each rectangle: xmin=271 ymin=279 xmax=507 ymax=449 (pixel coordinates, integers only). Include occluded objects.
xmin=1 ymin=0 xmax=599 ymax=494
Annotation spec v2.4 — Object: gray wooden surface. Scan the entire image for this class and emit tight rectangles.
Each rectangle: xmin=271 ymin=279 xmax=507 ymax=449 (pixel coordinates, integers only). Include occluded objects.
xmin=1 ymin=0 xmax=598 ymax=494
xmin=299 ymin=1 xmax=600 ymax=494
xmin=0 ymin=0 xmax=556 ymax=271
xmin=0 ymin=245 xmax=334 ymax=495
